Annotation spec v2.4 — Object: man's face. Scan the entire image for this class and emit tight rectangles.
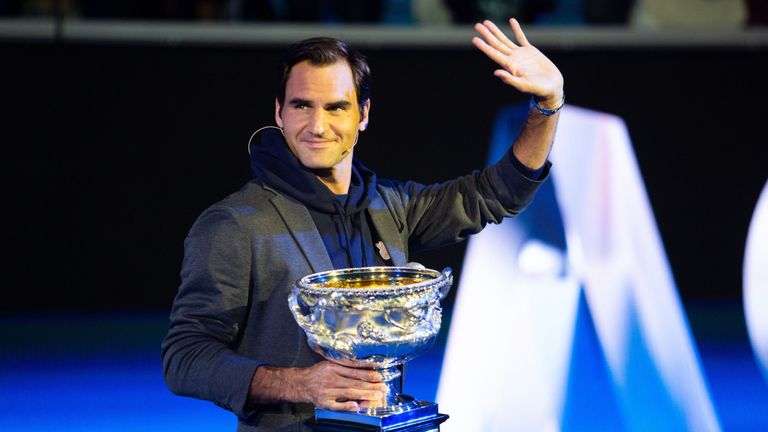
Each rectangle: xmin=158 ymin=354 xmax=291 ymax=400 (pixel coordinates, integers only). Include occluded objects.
xmin=276 ymin=60 xmax=370 ymax=172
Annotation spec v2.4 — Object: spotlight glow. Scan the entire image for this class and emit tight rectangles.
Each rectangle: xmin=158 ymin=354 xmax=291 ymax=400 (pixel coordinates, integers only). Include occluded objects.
xmin=744 ymin=181 xmax=768 ymax=384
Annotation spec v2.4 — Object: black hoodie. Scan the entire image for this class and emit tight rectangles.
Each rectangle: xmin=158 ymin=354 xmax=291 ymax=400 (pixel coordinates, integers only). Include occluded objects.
xmin=249 ymin=128 xmax=388 ymax=268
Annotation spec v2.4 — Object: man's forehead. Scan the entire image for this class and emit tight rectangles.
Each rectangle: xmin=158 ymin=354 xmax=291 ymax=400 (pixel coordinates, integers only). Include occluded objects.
xmin=285 ymin=60 xmax=357 ymax=100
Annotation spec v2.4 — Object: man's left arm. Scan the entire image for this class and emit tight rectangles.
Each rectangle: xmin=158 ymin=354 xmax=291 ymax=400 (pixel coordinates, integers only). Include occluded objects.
xmin=394 ymin=19 xmax=563 ymax=251
xmin=473 ymin=18 xmax=564 ymax=171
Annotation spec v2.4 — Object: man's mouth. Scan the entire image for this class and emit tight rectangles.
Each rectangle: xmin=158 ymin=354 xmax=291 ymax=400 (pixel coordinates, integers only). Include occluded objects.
xmin=302 ymin=138 xmax=336 ymax=146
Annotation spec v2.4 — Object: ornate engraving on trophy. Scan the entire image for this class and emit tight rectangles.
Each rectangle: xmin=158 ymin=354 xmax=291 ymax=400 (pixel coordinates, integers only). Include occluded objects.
xmin=289 ymin=266 xmax=452 ymax=429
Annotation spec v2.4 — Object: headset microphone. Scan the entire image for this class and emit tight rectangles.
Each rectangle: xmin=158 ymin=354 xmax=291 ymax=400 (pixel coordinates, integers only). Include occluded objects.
xmin=249 ymin=119 xmax=365 ymax=157
xmin=341 ymin=130 xmax=359 ymax=157
xmin=247 ymin=125 xmax=284 ymax=156
xmin=341 ymin=119 xmax=366 ymax=156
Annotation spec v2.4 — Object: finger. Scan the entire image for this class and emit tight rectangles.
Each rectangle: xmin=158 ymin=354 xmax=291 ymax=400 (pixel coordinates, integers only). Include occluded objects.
xmin=509 ymin=18 xmax=530 ymax=46
xmin=333 ymin=365 xmax=382 ymax=382
xmin=332 ymin=388 xmax=385 ymax=402
xmin=324 ymin=400 xmax=359 ymax=412
xmin=359 ymin=395 xmax=387 ymax=409
xmin=472 ymin=37 xmax=508 ymax=69
xmin=494 ymin=69 xmax=529 ymax=91
xmin=358 ymin=400 xmax=378 ymax=409
xmin=484 ymin=20 xmax=518 ymax=49
xmin=474 ymin=22 xmax=512 ymax=55
xmin=329 ymin=375 xmax=386 ymax=392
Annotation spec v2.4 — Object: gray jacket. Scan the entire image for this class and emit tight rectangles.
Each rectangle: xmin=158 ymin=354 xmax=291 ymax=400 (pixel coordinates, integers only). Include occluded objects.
xmin=161 ymin=155 xmax=548 ymax=431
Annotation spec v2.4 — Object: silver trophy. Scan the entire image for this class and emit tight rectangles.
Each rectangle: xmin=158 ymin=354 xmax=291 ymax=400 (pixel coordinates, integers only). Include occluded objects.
xmin=288 ymin=265 xmax=452 ymax=430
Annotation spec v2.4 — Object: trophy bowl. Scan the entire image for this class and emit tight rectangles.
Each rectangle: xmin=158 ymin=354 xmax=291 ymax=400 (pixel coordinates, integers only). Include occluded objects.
xmin=288 ymin=265 xmax=452 ymax=420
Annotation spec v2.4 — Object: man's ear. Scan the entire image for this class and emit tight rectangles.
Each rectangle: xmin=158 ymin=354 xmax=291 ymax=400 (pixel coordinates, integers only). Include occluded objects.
xmin=359 ymin=99 xmax=371 ymax=131
xmin=275 ymin=99 xmax=284 ymax=128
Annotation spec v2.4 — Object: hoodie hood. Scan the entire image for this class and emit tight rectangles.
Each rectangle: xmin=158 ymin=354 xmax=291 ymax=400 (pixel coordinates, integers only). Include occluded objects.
xmin=249 ymin=127 xmax=377 ymax=215
xmin=248 ymin=127 xmax=384 ymax=268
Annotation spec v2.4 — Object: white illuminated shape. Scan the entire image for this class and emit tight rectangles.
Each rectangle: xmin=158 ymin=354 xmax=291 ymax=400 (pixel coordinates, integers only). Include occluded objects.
xmin=438 ymin=218 xmax=579 ymax=432
xmin=438 ymin=106 xmax=720 ymax=431
xmin=745 ymin=181 xmax=768 ymax=383
xmin=518 ymin=239 xmax=566 ymax=276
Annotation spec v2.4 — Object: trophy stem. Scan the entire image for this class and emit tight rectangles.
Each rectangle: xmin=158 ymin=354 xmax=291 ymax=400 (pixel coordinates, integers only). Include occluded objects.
xmin=379 ymin=366 xmax=402 ymax=407
xmin=358 ymin=365 xmax=420 ymax=416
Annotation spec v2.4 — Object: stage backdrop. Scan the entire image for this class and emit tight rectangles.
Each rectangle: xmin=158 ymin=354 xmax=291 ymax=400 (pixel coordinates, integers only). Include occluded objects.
xmin=2 ymin=30 xmax=767 ymax=431
xmin=3 ymin=41 xmax=766 ymax=311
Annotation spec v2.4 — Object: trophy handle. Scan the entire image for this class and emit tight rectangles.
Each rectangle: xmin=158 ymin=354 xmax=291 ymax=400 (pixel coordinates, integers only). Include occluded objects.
xmin=288 ymin=290 xmax=317 ymax=333
xmin=439 ymin=267 xmax=453 ymax=300
xmin=406 ymin=263 xmax=452 ymax=301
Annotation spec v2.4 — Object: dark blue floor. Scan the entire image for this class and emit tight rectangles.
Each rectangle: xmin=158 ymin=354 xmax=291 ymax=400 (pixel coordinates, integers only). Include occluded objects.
xmin=0 ymin=314 xmax=235 ymax=431
xmin=1 ymin=311 xmax=767 ymax=431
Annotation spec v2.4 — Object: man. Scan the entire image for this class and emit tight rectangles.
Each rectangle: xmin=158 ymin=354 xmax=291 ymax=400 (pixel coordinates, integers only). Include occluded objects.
xmin=162 ymin=18 xmax=563 ymax=431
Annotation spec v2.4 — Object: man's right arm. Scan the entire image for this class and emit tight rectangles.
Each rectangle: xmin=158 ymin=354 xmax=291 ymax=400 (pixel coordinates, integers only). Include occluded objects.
xmin=162 ymin=206 xmax=261 ymax=417
xmin=163 ymin=206 xmax=387 ymax=415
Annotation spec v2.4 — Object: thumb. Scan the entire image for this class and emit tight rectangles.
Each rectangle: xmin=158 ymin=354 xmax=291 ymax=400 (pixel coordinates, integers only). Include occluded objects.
xmin=494 ymin=69 xmax=525 ymax=89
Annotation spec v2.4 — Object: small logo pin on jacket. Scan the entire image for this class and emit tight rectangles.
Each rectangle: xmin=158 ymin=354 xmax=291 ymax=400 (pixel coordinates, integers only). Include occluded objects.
xmin=375 ymin=241 xmax=391 ymax=261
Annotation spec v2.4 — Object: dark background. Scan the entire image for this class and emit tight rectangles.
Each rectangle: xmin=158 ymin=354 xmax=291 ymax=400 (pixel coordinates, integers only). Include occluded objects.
xmin=3 ymin=39 xmax=767 ymax=314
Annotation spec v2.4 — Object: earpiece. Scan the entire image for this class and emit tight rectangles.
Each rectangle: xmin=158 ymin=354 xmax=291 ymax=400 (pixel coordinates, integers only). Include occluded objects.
xmin=247 ymin=125 xmax=284 ymax=156
xmin=251 ymin=111 xmax=367 ymax=157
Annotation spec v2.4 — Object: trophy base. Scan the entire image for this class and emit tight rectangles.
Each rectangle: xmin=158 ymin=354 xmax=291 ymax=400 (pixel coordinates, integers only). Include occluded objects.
xmin=307 ymin=400 xmax=448 ymax=431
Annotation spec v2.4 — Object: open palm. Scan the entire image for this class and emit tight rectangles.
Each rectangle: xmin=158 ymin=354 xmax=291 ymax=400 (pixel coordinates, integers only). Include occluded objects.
xmin=473 ymin=18 xmax=564 ymax=107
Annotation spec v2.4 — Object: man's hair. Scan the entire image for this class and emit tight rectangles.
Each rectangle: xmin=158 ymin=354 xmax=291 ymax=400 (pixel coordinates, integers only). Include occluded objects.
xmin=276 ymin=37 xmax=371 ymax=116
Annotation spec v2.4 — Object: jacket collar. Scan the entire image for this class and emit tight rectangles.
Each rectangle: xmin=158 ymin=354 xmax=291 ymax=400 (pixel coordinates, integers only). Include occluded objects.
xmin=265 ymin=183 xmax=408 ymax=270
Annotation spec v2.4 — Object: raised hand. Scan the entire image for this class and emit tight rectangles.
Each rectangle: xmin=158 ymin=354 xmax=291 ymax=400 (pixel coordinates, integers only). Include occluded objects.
xmin=473 ymin=18 xmax=564 ymax=109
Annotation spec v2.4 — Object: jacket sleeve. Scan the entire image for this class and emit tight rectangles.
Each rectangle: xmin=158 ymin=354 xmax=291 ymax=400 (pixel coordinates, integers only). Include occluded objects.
xmin=161 ymin=206 xmax=261 ymax=418
xmin=394 ymin=151 xmax=551 ymax=253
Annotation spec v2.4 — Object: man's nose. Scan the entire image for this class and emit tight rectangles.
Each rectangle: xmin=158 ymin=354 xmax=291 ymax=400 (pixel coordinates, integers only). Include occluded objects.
xmin=307 ymin=109 xmax=327 ymax=136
